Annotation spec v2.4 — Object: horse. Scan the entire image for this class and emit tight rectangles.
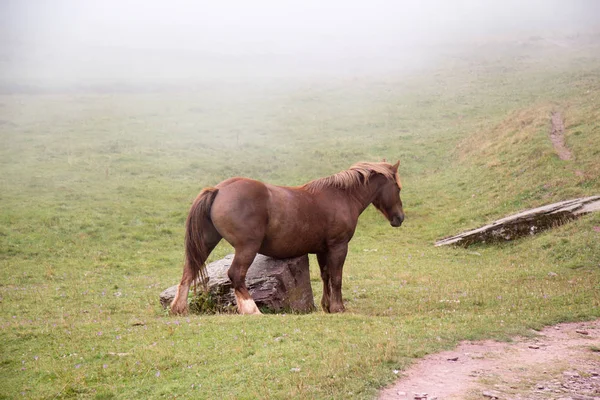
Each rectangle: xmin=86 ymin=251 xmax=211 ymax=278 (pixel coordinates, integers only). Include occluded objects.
xmin=170 ymin=161 xmax=404 ymax=315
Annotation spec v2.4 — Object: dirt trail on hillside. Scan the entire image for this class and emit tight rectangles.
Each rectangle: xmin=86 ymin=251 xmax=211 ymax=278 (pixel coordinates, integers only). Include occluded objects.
xmin=550 ymin=111 xmax=573 ymax=161
xmin=379 ymin=320 xmax=600 ymax=400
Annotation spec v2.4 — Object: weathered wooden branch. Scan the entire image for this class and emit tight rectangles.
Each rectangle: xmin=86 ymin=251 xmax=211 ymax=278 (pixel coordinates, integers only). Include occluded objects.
xmin=160 ymin=254 xmax=315 ymax=313
xmin=435 ymin=196 xmax=600 ymax=247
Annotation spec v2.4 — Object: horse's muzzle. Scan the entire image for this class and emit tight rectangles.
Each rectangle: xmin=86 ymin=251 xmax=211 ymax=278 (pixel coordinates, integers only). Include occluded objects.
xmin=390 ymin=215 xmax=403 ymax=227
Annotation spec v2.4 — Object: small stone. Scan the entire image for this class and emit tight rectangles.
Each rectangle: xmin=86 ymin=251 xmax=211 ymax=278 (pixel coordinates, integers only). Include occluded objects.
xmin=548 ymin=272 xmax=558 ymax=277
xmin=575 ymin=330 xmax=589 ymax=335
xmin=482 ymin=390 xmax=501 ymax=399
xmin=529 ymin=345 xmax=540 ymax=349
xmin=563 ymin=371 xmax=580 ymax=378
xmin=447 ymin=356 xmax=459 ymax=361
xmin=397 ymin=391 xmax=407 ymax=397
xmin=413 ymin=394 xmax=428 ymax=400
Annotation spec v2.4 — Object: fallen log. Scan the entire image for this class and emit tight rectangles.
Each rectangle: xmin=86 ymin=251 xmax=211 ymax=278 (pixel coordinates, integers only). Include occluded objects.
xmin=160 ymin=254 xmax=315 ymax=313
xmin=435 ymin=196 xmax=600 ymax=247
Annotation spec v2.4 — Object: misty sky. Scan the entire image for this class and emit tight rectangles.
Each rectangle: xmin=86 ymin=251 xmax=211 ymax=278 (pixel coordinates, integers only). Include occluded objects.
xmin=1 ymin=0 xmax=599 ymax=86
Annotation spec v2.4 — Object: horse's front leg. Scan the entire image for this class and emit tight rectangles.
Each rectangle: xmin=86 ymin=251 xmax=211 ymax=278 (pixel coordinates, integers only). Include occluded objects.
xmin=317 ymin=252 xmax=331 ymax=312
xmin=324 ymin=244 xmax=349 ymax=313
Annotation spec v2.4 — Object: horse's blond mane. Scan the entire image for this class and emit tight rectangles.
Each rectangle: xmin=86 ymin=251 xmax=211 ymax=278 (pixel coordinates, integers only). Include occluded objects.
xmin=304 ymin=162 xmax=402 ymax=193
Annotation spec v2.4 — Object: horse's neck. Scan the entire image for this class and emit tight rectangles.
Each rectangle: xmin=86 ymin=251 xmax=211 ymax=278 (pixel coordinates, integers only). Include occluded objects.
xmin=348 ymin=175 xmax=384 ymax=214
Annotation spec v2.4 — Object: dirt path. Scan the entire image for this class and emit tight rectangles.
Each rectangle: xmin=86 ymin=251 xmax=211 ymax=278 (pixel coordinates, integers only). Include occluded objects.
xmin=379 ymin=320 xmax=600 ymax=400
xmin=550 ymin=111 xmax=573 ymax=161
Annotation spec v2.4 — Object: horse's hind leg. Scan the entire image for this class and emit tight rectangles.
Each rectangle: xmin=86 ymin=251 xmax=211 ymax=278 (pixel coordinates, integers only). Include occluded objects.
xmin=228 ymin=245 xmax=261 ymax=315
xmin=171 ymin=227 xmax=221 ymax=315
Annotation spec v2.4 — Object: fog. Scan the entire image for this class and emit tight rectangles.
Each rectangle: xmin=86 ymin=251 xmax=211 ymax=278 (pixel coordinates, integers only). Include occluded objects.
xmin=1 ymin=0 xmax=598 ymax=88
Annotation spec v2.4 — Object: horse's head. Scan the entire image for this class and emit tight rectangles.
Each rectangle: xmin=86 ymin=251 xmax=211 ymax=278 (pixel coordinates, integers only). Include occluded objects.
xmin=372 ymin=161 xmax=404 ymax=227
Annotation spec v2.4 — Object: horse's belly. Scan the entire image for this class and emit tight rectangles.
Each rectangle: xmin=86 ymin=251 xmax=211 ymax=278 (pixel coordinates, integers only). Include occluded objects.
xmin=258 ymin=245 xmax=318 ymax=259
xmin=259 ymin=228 xmax=324 ymax=258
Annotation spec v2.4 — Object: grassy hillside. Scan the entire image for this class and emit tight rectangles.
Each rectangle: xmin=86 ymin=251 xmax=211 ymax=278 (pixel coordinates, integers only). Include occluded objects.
xmin=1 ymin=33 xmax=599 ymax=399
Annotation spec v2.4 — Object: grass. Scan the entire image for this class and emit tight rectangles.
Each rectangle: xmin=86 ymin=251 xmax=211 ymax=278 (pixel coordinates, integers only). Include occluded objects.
xmin=1 ymin=32 xmax=600 ymax=399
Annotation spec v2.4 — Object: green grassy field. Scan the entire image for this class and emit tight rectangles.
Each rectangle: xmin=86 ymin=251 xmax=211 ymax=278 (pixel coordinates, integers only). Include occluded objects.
xmin=1 ymin=33 xmax=599 ymax=399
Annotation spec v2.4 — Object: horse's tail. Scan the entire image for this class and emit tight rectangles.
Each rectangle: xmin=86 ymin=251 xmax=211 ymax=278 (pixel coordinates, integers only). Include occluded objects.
xmin=185 ymin=187 xmax=219 ymax=291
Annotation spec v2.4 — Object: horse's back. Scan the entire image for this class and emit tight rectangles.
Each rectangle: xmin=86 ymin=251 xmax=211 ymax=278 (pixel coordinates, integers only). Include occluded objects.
xmin=209 ymin=178 xmax=329 ymax=256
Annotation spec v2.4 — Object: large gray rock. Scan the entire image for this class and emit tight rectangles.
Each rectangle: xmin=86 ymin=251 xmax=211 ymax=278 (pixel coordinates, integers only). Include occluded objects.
xmin=435 ymin=196 xmax=600 ymax=247
xmin=160 ymin=254 xmax=315 ymax=313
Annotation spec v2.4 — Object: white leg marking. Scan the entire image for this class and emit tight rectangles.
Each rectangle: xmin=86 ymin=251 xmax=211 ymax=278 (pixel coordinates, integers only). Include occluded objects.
xmin=234 ymin=290 xmax=262 ymax=315
xmin=170 ymin=283 xmax=190 ymax=314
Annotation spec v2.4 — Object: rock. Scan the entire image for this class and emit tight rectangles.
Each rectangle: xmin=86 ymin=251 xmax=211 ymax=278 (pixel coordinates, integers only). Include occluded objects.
xmin=160 ymin=254 xmax=315 ymax=313
xmin=435 ymin=196 xmax=600 ymax=247
xmin=159 ymin=286 xmax=178 ymax=309
xmin=575 ymin=330 xmax=589 ymax=335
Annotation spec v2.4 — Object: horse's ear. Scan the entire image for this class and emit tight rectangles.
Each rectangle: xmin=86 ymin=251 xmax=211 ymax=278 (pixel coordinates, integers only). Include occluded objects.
xmin=392 ymin=160 xmax=400 ymax=171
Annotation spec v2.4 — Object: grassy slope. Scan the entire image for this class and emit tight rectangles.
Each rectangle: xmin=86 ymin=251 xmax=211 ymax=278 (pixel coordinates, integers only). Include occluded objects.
xmin=1 ymin=33 xmax=599 ymax=399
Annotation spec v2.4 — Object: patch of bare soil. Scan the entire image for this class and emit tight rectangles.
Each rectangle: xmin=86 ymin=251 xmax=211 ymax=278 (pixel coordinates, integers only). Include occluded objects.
xmin=379 ymin=320 xmax=600 ymax=400
xmin=550 ymin=111 xmax=573 ymax=161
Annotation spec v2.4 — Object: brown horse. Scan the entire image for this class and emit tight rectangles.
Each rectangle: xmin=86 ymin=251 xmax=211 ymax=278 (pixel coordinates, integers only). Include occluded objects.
xmin=170 ymin=161 xmax=404 ymax=315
